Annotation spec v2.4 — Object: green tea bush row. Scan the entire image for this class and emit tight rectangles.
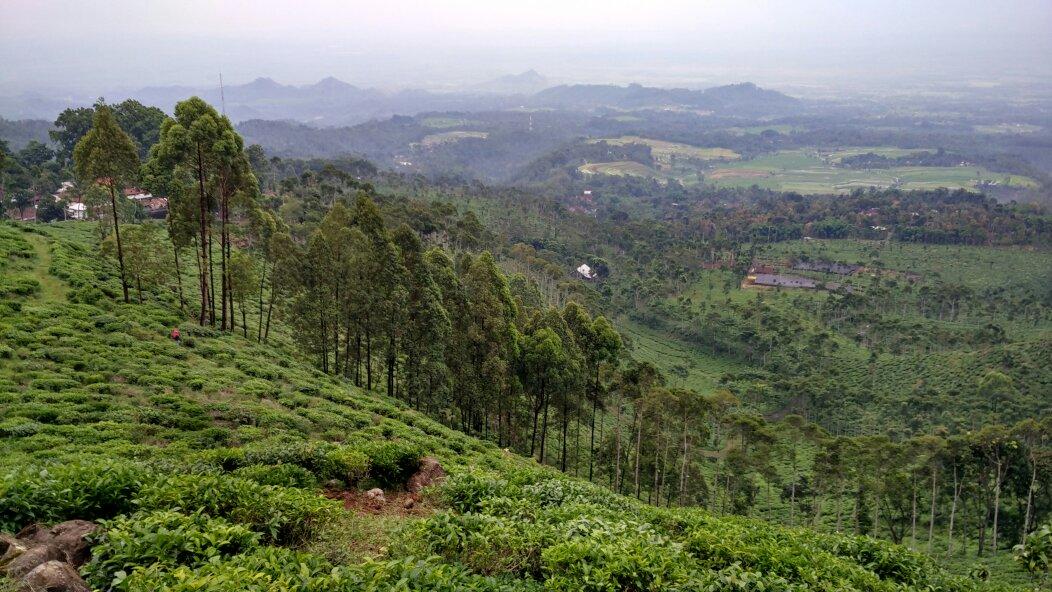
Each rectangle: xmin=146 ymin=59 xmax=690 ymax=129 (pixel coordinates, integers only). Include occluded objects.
xmin=0 ymin=459 xmax=149 ymax=531
xmin=84 ymin=510 xmax=260 ymax=591
xmin=403 ymin=470 xmax=985 ymax=592
xmin=122 ymin=551 xmax=541 ymax=592
xmin=134 ymin=473 xmax=338 ymax=545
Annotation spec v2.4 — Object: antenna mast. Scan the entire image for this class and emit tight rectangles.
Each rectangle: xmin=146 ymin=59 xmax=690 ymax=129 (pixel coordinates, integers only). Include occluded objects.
xmin=219 ymin=72 xmax=226 ymax=116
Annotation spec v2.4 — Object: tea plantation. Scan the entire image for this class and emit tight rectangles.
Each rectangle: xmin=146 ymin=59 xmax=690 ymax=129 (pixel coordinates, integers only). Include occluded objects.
xmin=0 ymin=220 xmax=1029 ymax=590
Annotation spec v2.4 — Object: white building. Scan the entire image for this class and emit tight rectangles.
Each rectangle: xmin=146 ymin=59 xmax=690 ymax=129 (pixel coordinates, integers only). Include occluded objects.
xmin=576 ymin=263 xmax=594 ymax=279
xmin=66 ymin=202 xmax=87 ymax=220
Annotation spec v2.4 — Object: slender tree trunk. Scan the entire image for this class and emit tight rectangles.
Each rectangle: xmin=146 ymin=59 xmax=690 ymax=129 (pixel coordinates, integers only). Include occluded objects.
xmin=589 ymin=395 xmax=598 ymax=482
xmin=220 ymin=198 xmax=228 ymax=330
xmin=679 ymin=413 xmax=689 ymax=504
xmin=264 ymin=289 xmax=275 ymax=342
xmin=355 ymin=333 xmax=362 ymax=387
xmin=947 ymin=464 xmax=960 ymax=556
xmin=257 ymin=259 xmax=266 ymax=342
xmin=927 ymin=466 xmax=937 ymax=553
xmin=195 ymin=145 xmax=210 ymax=326
xmin=991 ymin=460 xmax=1003 ymax=555
xmin=365 ymin=327 xmax=372 ymax=390
xmin=561 ymin=392 xmax=569 ymax=472
xmin=613 ymin=391 xmax=623 ymax=489
xmin=386 ymin=335 xmax=396 ymax=397
xmin=1022 ymin=460 xmax=1037 ymax=543
xmin=540 ymin=388 xmax=551 ymax=465
xmin=633 ymin=408 xmax=643 ymax=500
xmin=529 ymin=388 xmax=543 ymax=458
xmin=108 ymin=183 xmax=129 ymax=303
xmin=208 ymin=226 xmax=216 ymax=325
xmin=173 ymin=244 xmax=186 ymax=312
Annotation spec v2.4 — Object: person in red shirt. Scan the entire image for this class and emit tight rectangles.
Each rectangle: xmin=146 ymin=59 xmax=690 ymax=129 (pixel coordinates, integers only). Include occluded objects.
xmin=170 ymin=327 xmax=180 ymax=343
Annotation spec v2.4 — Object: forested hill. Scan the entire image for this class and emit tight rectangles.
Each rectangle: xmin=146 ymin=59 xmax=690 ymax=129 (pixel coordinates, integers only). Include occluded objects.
xmin=532 ymin=82 xmax=803 ymax=116
xmin=1 ymin=220 xmax=1023 ymax=591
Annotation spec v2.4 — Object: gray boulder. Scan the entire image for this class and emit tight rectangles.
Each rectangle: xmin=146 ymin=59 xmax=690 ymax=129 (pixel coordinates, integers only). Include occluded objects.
xmin=20 ymin=560 xmax=90 ymax=592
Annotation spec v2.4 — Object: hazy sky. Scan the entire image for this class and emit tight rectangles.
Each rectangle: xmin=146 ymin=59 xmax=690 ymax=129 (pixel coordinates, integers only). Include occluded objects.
xmin=2 ymin=0 xmax=1050 ymax=93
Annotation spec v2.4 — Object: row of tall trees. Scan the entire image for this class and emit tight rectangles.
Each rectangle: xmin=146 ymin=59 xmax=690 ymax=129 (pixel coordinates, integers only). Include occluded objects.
xmin=268 ymin=198 xmax=626 ymax=475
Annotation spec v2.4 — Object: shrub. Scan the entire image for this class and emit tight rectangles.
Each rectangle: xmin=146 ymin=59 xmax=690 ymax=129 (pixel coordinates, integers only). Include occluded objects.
xmin=84 ymin=510 xmax=259 ymax=591
xmin=1014 ymin=521 xmax=1052 ymax=583
xmin=233 ymin=464 xmax=316 ymax=489
xmin=0 ymin=460 xmax=149 ymax=531
xmin=134 ymin=473 xmax=337 ymax=545
xmin=359 ymin=440 xmax=421 ymax=488
xmin=240 ymin=441 xmax=369 ymax=485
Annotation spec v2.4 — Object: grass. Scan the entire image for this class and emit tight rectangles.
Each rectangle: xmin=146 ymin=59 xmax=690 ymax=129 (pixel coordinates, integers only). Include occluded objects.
xmin=578 ymin=160 xmax=662 ymax=180
xmin=25 ymin=232 xmax=67 ymax=301
xmin=757 ymin=239 xmax=1052 ymax=295
xmin=726 ymin=124 xmax=803 ymax=135
xmin=418 ymin=116 xmax=477 ymax=129
xmin=707 ymin=149 xmax=1038 ymax=194
xmin=573 ymin=146 xmax=1037 ymax=193
xmin=973 ymin=123 xmax=1042 ymax=135
xmin=617 ymin=316 xmax=750 ymax=393
xmin=588 ymin=136 xmax=740 ymax=163
xmin=417 ymin=131 xmax=489 ymax=148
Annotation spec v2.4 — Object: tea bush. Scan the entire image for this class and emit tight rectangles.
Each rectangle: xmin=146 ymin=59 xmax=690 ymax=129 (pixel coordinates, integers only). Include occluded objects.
xmin=134 ymin=473 xmax=338 ymax=545
xmin=357 ymin=440 xmax=422 ymax=487
xmin=0 ymin=460 xmax=149 ymax=530
xmin=232 ymin=463 xmax=317 ymax=488
xmin=84 ymin=510 xmax=260 ymax=591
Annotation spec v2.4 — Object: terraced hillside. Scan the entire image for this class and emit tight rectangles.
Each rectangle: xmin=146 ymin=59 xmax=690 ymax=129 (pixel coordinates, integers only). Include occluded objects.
xmin=0 ymin=221 xmax=1033 ymax=591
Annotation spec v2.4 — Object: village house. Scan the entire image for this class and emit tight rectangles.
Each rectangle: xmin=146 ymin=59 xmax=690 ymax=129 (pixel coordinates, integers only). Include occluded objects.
xmin=65 ymin=202 xmax=87 ymax=220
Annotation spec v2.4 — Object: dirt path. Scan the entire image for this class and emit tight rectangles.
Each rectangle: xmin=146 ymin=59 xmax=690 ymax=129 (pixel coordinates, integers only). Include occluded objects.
xmin=25 ymin=233 xmax=67 ymax=301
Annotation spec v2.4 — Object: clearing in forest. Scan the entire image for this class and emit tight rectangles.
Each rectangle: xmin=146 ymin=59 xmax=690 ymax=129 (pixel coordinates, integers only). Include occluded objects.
xmin=417 ymin=130 xmax=489 ymax=148
xmin=589 ymin=136 xmax=740 ymax=164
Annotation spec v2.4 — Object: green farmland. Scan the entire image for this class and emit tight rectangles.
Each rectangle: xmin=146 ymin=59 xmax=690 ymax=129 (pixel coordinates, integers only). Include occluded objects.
xmin=706 ymin=149 xmax=1037 ymax=194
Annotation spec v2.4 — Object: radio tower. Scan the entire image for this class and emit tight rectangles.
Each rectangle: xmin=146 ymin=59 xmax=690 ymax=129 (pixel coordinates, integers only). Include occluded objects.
xmin=219 ymin=72 xmax=226 ymax=116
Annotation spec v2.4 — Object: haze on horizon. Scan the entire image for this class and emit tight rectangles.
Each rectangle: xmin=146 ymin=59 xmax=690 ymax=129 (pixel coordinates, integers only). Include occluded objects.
xmin=2 ymin=0 xmax=1051 ymax=97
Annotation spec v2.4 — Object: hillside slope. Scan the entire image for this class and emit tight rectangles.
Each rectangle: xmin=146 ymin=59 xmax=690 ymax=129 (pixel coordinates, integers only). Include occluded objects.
xmin=0 ymin=221 xmax=1024 ymax=591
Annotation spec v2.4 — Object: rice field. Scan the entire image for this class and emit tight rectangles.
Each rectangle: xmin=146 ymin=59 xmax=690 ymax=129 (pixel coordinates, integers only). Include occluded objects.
xmin=416 ymin=130 xmax=488 ymax=148
xmin=757 ymin=239 xmax=1052 ymax=294
xmin=705 ymin=149 xmax=1038 ymax=194
xmin=578 ymin=160 xmax=663 ymax=180
xmin=589 ymin=136 xmax=740 ymax=164
xmin=575 ymin=145 xmax=1037 ymax=193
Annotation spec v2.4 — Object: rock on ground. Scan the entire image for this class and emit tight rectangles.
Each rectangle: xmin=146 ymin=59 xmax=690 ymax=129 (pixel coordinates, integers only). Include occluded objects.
xmin=407 ymin=457 xmax=446 ymax=493
xmin=16 ymin=520 xmax=97 ymax=566
xmin=20 ymin=560 xmax=90 ymax=592
xmin=5 ymin=544 xmax=64 ymax=579
xmin=365 ymin=488 xmax=386 ymax=504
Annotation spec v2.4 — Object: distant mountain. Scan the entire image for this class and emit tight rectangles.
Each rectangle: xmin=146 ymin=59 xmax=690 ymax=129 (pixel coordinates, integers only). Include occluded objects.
xmin=0 ymin=77 xmax=802 ymax=127
xmin=474 ymin=70 xmax=550 ymax=94
xmin=0 ymin=118 xmax=53 ymax=151
xmin=113 ymin=77 xmax=520 ymax=126
xmin=531 ymin=81 xmax=802 ymax=117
